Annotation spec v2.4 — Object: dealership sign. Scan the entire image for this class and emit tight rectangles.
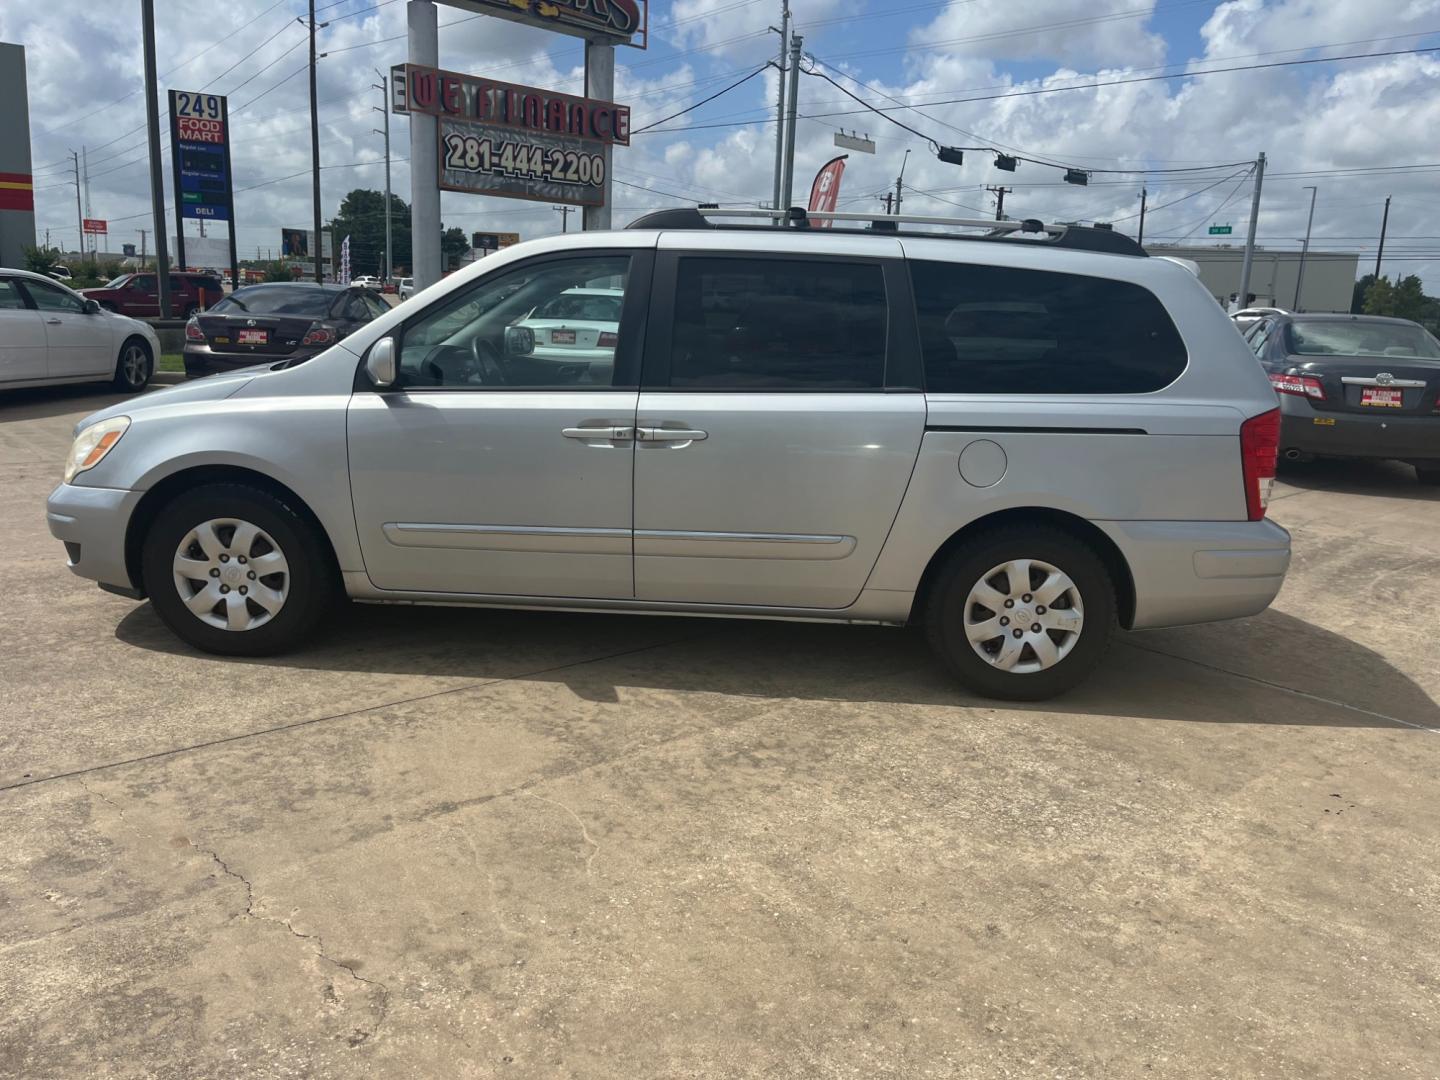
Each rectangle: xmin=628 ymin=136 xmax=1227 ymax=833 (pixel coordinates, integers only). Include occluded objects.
xmin=437 ymin=0 xmax=645 ymax=46
xmin=393 ymin=63 xmax=628 ymax=207
xmin=168 ymin=91 xmax=234 ymax=222
xmin=82 ymin=218 xmax=107 ymax=235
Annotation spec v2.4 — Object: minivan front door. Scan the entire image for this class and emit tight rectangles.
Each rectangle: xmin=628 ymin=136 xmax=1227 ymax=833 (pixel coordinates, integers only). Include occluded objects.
xmin=346 ymin=251 xmax=650 ymax=599
xmin=633 ymin=249 xmax=926 ymax=610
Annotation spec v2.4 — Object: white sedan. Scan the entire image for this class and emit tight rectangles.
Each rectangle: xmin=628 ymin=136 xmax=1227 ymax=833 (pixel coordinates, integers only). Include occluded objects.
xmin=0 ymin=268 xmax=161 ymax=393
xmin=350 ymin=275 xmax=381 ymax=289
xmin=510 ymin=287 xmax=622 ymax=364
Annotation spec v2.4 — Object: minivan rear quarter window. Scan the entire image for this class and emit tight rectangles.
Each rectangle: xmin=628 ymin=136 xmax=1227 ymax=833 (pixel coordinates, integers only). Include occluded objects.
xmin=911 ymin=261 xmax=1187 ymax=394
xmin=669 ymin=257 xmax=887 ymax=389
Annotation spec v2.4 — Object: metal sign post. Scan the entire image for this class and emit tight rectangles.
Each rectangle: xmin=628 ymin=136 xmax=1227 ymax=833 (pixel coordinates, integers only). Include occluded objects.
xmin=408 ymin=0 xmax=441 ymax=289
xmin=583 ymin=42 xmax=614 ymax=231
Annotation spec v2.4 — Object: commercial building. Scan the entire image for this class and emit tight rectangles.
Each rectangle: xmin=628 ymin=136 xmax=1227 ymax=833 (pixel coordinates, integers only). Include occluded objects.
xmin=1148 ymin=244 xmax=1359 ymax=313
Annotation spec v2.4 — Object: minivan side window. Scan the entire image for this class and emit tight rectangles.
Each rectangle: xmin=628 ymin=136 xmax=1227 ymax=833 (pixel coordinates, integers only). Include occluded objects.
xmin=668 ymin=257 xmax=887 ymax=389
xmin=910 ymin=261 xmax=1187 ymax=394
xmin=397 ymin=255 xmax=631 ymax=389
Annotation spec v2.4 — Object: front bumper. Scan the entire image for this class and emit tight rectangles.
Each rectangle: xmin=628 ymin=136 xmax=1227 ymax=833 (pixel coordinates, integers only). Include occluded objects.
xmin=1278 ymin=394 xmax=1440 ymax=461
xmin=46 ymin=483 xmax=145 ymax=596
xmin=1097 ymin=518 xmax=1291 ymax=631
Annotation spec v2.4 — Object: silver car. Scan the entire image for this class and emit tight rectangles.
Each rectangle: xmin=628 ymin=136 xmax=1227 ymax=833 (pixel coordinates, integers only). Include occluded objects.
xmin=46 ymin=209 xmax=1290 ymax=700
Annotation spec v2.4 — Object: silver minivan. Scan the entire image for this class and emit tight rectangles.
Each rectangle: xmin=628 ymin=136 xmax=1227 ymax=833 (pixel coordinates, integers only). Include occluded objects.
xmin=46 ymin=209 xmax=1290 ymax=700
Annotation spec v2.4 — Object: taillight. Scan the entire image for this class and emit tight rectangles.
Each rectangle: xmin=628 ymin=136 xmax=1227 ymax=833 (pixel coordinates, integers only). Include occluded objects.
xmin=1240 ymin=408 xmax=1280 ymax=521
xmin=1268 ymin=372 xmax=1325 ymax=400
xmin=184 ymin=318 xmax=204 ymax=341
xmin=597 ymin=331 xmax=619 ymax=348
xmin=302 ymin=324 xmax=335 ymax=346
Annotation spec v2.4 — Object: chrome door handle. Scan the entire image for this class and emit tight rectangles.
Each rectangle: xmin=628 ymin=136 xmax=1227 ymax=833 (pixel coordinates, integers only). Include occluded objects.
xmin=562 ymin=425 xmax=635 ymax=441
xmin=637 ymin=427 xmax=708 ymax=443
xmin=46 ymin=318 xmax=62 ymax=325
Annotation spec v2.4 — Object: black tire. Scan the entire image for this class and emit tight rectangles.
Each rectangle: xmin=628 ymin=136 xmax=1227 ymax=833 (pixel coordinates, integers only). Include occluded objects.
xmin=141 ymin=483 xmax=336 ymax=656
xmin=924 ymin=526 xmax=1116 ymax=701
xmin=112 ymin=336 xmax=152 ymax=392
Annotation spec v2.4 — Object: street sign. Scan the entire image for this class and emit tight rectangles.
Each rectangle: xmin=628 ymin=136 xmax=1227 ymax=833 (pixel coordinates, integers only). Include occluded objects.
xmin=834 ymin=131 xmax=875 ymax=154
xmin=82 ymin=218 xmax=106 ymax=234
xmin=435 ymin=0 xmax=646 ymax=47
xmin=392 ymin=64 xmax=629 ymax=208
xmin=1209 ymin=225 xmax=1233 ymax=235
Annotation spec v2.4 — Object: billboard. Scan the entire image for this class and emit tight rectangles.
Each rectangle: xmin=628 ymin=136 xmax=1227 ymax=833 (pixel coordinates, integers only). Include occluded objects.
xmin=472 ymin=231 xmax=520 ymax=254
xmin=280 ymin=228 xmax=333 ymax=260
xmin=82 ymin=218 xmax=107 ymax=235
xmin=168 ymin=91 xmax=234 ymax=223
xmin=393 ymin=63 xmax=628 ymax=207
xmin=436 ymin=0 xmax=645 ymax=46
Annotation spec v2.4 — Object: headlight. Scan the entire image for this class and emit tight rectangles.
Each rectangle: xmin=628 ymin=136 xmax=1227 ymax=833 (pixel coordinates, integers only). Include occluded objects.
xmin=64 ymin=416 xmax=130 ymax=484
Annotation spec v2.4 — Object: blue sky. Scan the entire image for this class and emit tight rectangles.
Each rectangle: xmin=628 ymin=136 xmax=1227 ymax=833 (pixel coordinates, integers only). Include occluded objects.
xmin=6 ymin=0 xmax=1440 ymax=286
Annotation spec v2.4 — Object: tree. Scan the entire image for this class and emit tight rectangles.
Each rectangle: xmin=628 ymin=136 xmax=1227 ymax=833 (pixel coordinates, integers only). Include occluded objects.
xmin=1362 ymin=276 xmax=1396 ymax=316
xmin=263 ymin=261 xmax=293 ymax=283
xmin=1391 ymin=275 xmax=1428 ymax=322
xmin=1351 ymin=273 xmax=1376 ymax=314
xmin=326 ymin=188 xmax=412 ymax=278
xmin=441 ymin=226 xmax=470 ymax=270
xmin=23 ymin=244 xmax=60 ymax=277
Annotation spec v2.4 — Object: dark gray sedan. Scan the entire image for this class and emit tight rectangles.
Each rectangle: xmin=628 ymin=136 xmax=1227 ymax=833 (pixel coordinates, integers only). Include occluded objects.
xmin=1247 ymin=312 xmax=1440 ymax=484
xmin=183 ymin=282 xmax=389 ymax=377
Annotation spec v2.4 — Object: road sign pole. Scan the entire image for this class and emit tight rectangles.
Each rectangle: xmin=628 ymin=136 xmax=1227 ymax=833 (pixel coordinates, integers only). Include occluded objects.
xmin=583 ymin=41 xmax=614 ymax=231
xmin=408 ymin=0 xmax=441 ymax=287
xmin=140 ymin=0 xmax=173 ymax=318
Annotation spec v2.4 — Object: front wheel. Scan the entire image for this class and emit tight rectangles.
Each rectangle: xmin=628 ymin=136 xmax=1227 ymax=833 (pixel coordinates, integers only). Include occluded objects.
xmin=112 ymin=338 xmax=152 ymax=392
xmin=141 ymin=483 xmax=336 ymax=656
xmin=925 ymin=527 xmax=1116 ymax=701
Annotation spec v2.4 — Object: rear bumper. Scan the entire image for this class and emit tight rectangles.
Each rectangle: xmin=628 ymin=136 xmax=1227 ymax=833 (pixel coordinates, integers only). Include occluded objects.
xmin=183 ymin=343 xmax=310 ymax=377
xmin=46 ymin=483 xmax=145 ymax=595
xmin=1096 ymin=519 xmax=1291 ymax=631
xmin=1278 ymin=394 xmax=1440 ymax=461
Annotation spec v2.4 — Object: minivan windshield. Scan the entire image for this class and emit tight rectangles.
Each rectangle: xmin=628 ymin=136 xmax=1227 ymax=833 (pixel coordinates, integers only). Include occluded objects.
xmin=1287 ymin=319 xmax=1440 ymax=359
xmin=211 ymin=285 xmax=336 ymax=316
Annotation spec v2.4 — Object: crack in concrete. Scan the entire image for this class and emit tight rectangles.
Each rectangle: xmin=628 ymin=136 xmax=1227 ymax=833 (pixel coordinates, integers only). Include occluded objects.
xmin=524 ymin=791 xmax=600 ymax=879
xmin=187 ymin=838 xmax=393 ymax=1045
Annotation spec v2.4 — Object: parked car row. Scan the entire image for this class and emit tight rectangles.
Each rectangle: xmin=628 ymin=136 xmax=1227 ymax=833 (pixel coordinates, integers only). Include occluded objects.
xmin=46 ymin=209 xmax=1292 ymax=701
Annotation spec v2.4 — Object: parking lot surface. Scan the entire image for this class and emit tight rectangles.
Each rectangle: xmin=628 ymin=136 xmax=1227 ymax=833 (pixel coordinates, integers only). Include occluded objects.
xmin=2 ymin=384 xmax=1437 ymax=1079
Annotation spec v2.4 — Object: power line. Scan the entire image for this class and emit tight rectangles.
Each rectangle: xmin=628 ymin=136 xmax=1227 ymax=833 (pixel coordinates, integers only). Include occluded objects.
xmin=632 ymin=64 xmax=774 ymax=135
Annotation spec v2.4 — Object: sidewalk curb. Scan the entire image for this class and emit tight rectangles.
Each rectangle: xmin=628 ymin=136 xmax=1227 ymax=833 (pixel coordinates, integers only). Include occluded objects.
xmin=153 ymin=371 xmax=185 ymax=386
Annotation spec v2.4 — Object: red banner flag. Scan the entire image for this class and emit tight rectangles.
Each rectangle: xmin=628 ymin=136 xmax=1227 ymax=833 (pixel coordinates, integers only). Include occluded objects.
xmin=807 ymin=155 xmax=847 ymax=228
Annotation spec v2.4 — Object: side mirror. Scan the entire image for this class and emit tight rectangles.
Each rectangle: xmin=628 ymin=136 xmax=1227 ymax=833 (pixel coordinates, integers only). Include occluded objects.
xmin=83 ymin=299 xmax=102 ymax=315
xmin=364 ymin=337 xmax=397 ymax=388
xmin=504 ymin=325 xmax=535 ymax=357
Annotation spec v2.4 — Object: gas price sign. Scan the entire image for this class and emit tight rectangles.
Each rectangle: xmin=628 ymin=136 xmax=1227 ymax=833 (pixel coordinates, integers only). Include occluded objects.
xmin=168 ymin=90 xmax=234 ymax=222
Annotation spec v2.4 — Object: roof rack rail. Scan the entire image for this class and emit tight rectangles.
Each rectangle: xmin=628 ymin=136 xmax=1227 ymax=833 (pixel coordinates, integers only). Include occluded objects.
xmin=626 ymin=205 xmax=1146 ymax=257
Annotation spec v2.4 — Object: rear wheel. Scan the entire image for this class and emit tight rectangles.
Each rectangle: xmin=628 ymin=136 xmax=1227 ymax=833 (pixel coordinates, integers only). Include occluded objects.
xmin=112 ymin=337 xmax=152 ymax=392
xmin=141 ymin=483 xmax=336 ymax=656
xmin=925 ymin=527 xmax=1116 ymax=701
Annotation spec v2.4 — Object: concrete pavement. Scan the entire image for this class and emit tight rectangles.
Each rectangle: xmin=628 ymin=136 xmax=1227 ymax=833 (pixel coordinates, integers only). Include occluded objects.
xmin=1 ymin=383 xmax=1437 ymax=1079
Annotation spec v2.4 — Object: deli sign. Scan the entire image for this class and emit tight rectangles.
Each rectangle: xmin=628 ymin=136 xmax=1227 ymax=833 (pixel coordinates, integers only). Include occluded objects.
xmin=438 ymin=0 xmax=645 ymax=46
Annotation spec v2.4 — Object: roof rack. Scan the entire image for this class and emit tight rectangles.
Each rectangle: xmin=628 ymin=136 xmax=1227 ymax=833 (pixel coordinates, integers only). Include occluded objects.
xmin=626 ymin=206 xmax=1146 ymax=257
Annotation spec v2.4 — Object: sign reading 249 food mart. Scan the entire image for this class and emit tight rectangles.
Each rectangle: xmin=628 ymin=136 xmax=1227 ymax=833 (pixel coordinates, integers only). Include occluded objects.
xmin=392 ymin=63 xmax=630 ymax=208
xmin=437 ymin=0 xmax=646 ymax=46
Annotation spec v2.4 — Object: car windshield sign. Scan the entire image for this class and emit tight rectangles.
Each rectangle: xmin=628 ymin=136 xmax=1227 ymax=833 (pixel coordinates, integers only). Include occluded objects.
xmin=1287 ymin=321 xmax=1440 ymax=359
xmin=212 ymin=286 xmax=335 ymax=316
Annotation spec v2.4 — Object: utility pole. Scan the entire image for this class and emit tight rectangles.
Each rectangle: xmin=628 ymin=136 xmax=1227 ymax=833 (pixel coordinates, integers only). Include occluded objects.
xmin=893 ymin=148 xmax=911 ymax=216
xmin=70 ymin=151 xmax=84 ymax=261
xmin=779 ymin=32 xmax=803 ymax=211
xmin=1236 ymin=151 xmax=1265 ymax=312
xmin=1375 ymin=195 xmax=1391 ymax=279
xmin=308 ymin=0 xmax=323 ymax=283
xmin=554 ymin=205 xmax=574 ymax=233
xmin=141 ymin=0 xmax=172 ymax=317
xmin=883 ymin=192 xmax=893 ymax=214
xmin=770 ymin=0 xmax=790 ymax=210
xmin=372 ymin=69 xmax=392 ymax=284
xmin=987 ymin=184 xmax=1012 ymax=221
xmin=1137 ymin=186 xmax=1148 ymax=247
xmin=138 ymin=229 xmax=148 ymax=267
xmin=1293 ymin=185 xmax=1317 ymax=311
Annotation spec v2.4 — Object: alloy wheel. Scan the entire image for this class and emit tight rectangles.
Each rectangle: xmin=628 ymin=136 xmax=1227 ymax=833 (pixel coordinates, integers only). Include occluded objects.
xmin=962 ymin=558 xmax=1084 ymax=674
xmin=172 ymin=518 xmax=290 ymax=631
xmin=121 ymin=343 xmax=148 ymax=388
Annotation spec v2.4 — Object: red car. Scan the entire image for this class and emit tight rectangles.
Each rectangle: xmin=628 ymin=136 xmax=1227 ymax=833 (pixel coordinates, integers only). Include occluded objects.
xmin=81 ymin=270 xmax=224 ymax=318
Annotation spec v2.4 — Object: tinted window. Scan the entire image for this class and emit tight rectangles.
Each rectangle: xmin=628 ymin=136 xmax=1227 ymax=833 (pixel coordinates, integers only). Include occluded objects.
xmin=398 ymin=255 xmax=630 ymax=389
xmin=22 ymin=278 xmax=85 ymax=313
xmin=1285 ymin=319 xmax=1440 ymax=359
xmin=1251 ymin=323 xmax=1271 ymax=357
xmin=0 ymin=279 xmax=27 ymax=309
xmin=362 ymin=294 xmax=388 ymax=318
xmin=669 ymin=258 xmax=886 ymax=389
xmin=213 ymin=285 xmax=337 ymax=316
xmin=343 ymin=294 xmax=369 ymax=321
xmin=911 ymin=261 xmax=1187 ymax=394
xmin=132 ymin=275 xmax=157 ymax=292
